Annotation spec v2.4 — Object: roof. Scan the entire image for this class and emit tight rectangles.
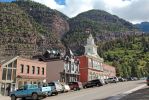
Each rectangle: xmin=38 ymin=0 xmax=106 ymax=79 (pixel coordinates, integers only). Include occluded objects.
xmin=0 ymin=56 xmax=19 ymax=65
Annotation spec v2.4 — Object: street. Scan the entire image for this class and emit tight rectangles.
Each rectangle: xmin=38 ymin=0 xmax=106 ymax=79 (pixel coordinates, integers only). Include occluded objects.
xmin=1 ymin=80 xmax=146 ymax=100
xmin=43 ymin=80 xmax=146 ymax=100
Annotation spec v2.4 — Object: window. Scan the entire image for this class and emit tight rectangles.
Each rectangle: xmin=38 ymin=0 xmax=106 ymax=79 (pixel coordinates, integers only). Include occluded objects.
xmin=37 ymin=67 xmax=40 ymax=75
xmin=12 ymin=69 xmax=16 ymax=82
xmin=26 ymin=65 xmax=29 ymax=74
xmin=42 ymin=67 xmax=44 ymax=75
xmin=8 ymin=63 xmax=12 ymax=68
xmin=32 ymin=66 xmax=35 ymax=74
xmin=7 ymin=69 xmax=12 ymax=80
xmin=2 ymin=68 xmax=7 ymax=80
xmin=20 ymin=64 xmax=24 ymax=73
xmin=13 ymin=60 xmax=17 ymax=68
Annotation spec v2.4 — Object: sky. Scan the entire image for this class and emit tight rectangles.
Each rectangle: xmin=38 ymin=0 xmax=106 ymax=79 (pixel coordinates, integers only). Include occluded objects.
xmin=1 ymin=0 xmax=149 ymax=24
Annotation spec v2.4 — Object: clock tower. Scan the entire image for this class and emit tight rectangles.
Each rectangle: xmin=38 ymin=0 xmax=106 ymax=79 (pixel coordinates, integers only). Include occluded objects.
xmin=85 ymin=34 xmax=98 ymax=57
xmin=85 ymin=34 xmax=103 ymax=61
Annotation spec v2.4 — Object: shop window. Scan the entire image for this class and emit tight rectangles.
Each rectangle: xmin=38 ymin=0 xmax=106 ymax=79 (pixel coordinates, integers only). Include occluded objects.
xmin=42 ymin=67 xmax=44 ymax=75
xmin=20 ymin=64 xmax=24 ymax=73
xmin=12 ymin=69 xmax=16 ymax=82
xmin=7 ymin=69 xmax=12 ymax=80
xmin=13 ymin=60 xmax=17 ymax=68
xmin=2 ymin=68 xmax=7 ymax=80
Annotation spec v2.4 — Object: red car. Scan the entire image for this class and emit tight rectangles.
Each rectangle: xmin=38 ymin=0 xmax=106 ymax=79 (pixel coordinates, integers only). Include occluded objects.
xmin=68 ymin=82 xmax=83 ymax=90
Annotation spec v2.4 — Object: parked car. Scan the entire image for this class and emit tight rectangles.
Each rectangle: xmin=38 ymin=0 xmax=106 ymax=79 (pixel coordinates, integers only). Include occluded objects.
xmin=68 ymin=82 xmax=83 ymax=90
xmin=118 ymin=77 xmax=125 ymax=82
xmin=61 ymin=83 xmax=70 ymax=92
xmin=104 ymin=79 xmax=109 ymax=84
xmin=127 ymin=77 xmax=134 ymax=81
xmin=108 ymin=77 xmax=119 ymax=83
xmin=48 ymin=81 xmax=63 ymax=95
xmin=132 ymin=77 xmax=138 ymax=81
xmin=83 ymin=79 xmax=103 ymax=88
xmin=10 ymin=84 xmax=52 ymax=100
xmin=146 ymin=76 xmax=149 ymax=86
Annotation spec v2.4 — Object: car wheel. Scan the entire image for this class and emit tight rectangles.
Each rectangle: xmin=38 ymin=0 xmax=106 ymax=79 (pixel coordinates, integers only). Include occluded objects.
xmin=32 ymin=93 xmax=38 ymax=100
xmin=73 ymin=87 xmax=77 ymax=91
xmin=96 ymin=84 xmax=100 ymax=87
xmin=55 ymin=92 xmax=58 ymax=95
xmin=11 ymin=95 xmax=16 ymax=100
xmin=22 ymin=97 xmax=26 ymax=100
xmin=84 ymin=86 xmax=87 ymax=89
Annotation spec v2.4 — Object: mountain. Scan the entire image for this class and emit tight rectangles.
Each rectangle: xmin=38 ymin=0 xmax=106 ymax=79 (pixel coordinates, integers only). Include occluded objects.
xmin=0 ymin=1 xmax=142 ymax=58
xmin=14 ymin=0 xmax=69 ymax=38
xmin=62 ymin=10 xmax=140 ymax=55
xmin=0 ymin=0 xmax=68 ymax=58
xmin=136 ymin=22 xmax=149 ymax=33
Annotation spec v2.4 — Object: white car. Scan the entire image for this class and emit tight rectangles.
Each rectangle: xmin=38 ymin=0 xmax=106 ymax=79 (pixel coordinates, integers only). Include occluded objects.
xmin=61 ymin=83 xmax=70 ymax=92
xmin=108 ymin=77 xmax=119 ymax=83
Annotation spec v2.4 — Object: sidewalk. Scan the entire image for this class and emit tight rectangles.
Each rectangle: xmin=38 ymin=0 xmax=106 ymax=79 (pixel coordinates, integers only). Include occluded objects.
xmin=120 ymin=86 xmax=149 ymax=100
xmin=0 ymin=95 xmax=10 ymax=100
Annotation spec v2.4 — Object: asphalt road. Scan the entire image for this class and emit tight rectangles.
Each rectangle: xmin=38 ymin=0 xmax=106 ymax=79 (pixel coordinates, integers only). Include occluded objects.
xmin=43 ymin=80 xmax=146 ymax=100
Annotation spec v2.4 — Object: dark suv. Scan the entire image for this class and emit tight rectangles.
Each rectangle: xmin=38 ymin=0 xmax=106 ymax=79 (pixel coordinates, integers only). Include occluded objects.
xmin=68 ymin=82 xmax=83 ymax=90
xmin=83 ymin=79 xmax=103 ymax=88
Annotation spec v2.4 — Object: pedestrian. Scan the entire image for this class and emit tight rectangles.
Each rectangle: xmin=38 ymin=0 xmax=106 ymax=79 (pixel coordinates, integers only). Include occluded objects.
xmin=6 ymin=84 xmax=10 ymax=96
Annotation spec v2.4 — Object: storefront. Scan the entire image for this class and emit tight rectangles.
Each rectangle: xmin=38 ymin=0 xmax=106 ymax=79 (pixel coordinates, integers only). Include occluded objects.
xmin=0 ymin=56 xmax=18 ymax=96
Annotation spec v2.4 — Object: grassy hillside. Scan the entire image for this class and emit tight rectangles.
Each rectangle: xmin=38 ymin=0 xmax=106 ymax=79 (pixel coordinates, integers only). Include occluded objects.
xmin=98 ymin=34 xmax=149 ymax=78
xmin=0 ymin=3 xmax=40 ymax=58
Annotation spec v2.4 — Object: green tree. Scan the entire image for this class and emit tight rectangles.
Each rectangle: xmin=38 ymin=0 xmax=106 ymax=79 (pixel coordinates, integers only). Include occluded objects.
xmin=112 ymin=61 xmax=122 ymax=76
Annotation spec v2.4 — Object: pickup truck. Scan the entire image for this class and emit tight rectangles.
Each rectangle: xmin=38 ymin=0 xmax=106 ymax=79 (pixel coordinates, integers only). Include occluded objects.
xmin=10 ymin=84 xmax=52 ymax=100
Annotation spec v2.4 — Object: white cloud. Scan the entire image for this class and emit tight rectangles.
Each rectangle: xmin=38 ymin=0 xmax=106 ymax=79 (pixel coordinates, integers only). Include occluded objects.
xmin=32 ymin=0 xmax=149 ymax=23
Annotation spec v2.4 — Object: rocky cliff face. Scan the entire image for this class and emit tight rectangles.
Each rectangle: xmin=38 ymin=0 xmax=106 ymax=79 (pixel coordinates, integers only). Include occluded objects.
xmin=0 ymin=1 xmax=70 ymax=58
xmin=0 ymin=3 xmax=39 ymax=58
xmin=15 ymin=0 xmax=69 ymax=38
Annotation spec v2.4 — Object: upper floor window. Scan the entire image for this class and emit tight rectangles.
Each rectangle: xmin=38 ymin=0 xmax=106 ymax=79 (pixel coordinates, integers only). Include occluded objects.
xmin=26 ymin=65 xmax=29 ymax=74
xmin=37 ymin=67 xmax=40 ymax=75
xmin=20 ymin=64 xmax=24 ymax=73
xmin=32 ymin=66 xmax=35 ymax=74
xmin=42 ymin=67 xmax=44 ymax=75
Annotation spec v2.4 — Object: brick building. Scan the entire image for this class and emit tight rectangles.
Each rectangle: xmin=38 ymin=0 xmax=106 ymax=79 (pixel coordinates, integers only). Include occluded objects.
xmin=0 ymin=56 xmax=46 ymax=96
xmin=17 ymin=57 xmax=46 ymax=88
xmin=78 ymin=34 xmax=116 ymax=83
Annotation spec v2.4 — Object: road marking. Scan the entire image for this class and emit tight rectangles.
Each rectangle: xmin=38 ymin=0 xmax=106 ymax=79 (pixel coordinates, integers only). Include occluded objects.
xmin=107 ymin=84 xmax=146 ymax=100
xmin=123 ymin=84 xmax=146 ymax=94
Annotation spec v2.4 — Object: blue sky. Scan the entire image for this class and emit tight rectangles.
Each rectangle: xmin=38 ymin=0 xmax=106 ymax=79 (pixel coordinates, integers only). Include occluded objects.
xmin=0 ymin=0 xmax=15 ymax=2
xmin=55 ymin=0 xmax=65 ymax=5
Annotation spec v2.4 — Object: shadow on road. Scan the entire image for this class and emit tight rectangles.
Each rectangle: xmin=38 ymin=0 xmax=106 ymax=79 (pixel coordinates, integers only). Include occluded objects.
xmin=137 ymin=81 xmax=146 ymax=84
xmin=94 ymin=86 xmax=149 ymax=100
